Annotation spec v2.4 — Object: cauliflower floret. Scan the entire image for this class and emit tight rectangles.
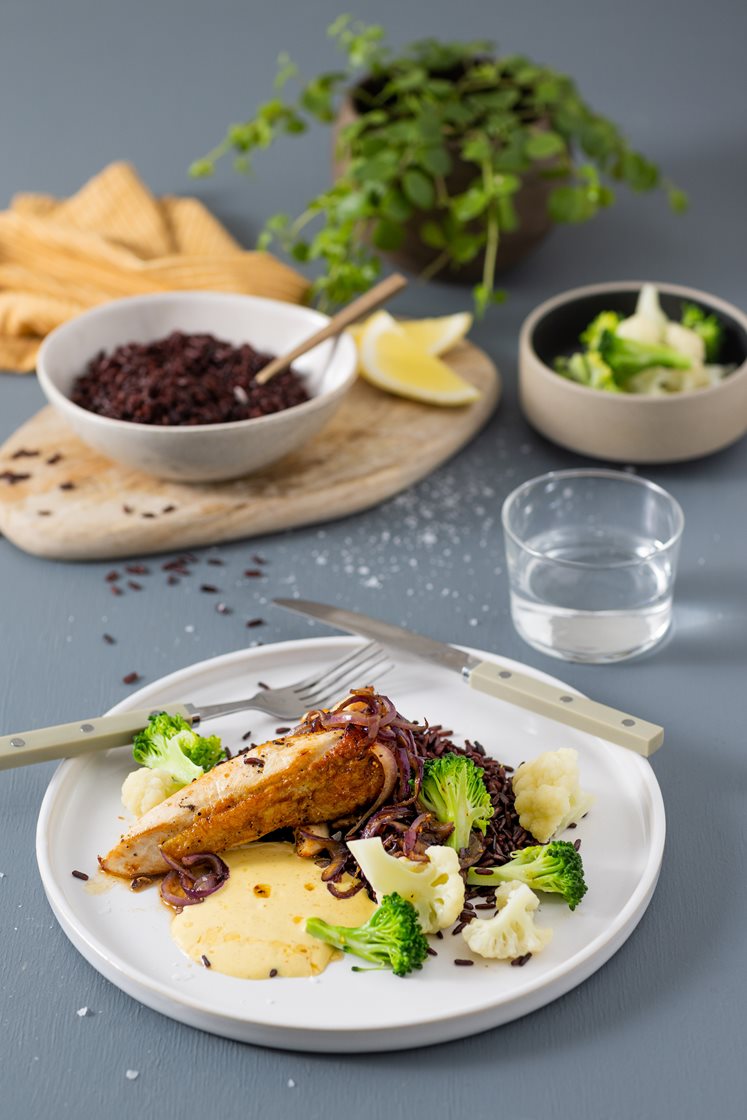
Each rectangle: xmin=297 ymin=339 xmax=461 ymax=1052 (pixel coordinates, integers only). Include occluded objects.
xmin=663 ymin=321 xmax=706 ymax=364
xmin=616 ymin=313 xmax=662 ymax=346
xmin=347 ymin=838 xmax=464 ymax=933
xmin=121 ymin=767 xmax=181 ymax=816
xmin=635 ymin=282 xmax=668 ymax=331
xmin=461 ymin=881 xmax=552 ymax=960
xmin=512 ymin=748 xmax=594 ymax=844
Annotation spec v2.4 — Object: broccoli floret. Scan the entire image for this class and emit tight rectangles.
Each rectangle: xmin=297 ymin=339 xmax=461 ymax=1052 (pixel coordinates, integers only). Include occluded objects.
xmin=179 ymin=729 xmax=225 ymax=771
xmin=132 ymin=711 xmax=225 ymax=786
xmin=306 ymin=892 xmax=429 ymax=977
xmin=417 ymin=753 xmax=494 ymax=853
xmin=599 ymin=329 xmax=691 ymax=379
xmin=555 ymin=350 xmax=620 ymax=392
xmin=579 ymin=310 xmax=622 ymax=350
xmin=466 ymin=841 xmax=587 ymax=910
xmin=681 ymin=302 xmax=724 ymax=362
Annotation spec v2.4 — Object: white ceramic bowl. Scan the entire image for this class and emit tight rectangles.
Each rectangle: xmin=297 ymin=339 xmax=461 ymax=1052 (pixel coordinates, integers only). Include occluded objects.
xmin=37 ymin=292 xmax=358 ymax=482
xmin=519 ymin=281 xmax=747 ymax=463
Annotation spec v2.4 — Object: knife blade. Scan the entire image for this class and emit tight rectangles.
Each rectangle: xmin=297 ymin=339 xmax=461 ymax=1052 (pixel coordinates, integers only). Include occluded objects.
xmin=273 ymin=598 xmax=664 ymax=756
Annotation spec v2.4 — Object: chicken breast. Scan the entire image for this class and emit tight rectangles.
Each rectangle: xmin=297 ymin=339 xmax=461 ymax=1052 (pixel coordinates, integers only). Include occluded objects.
xmin=100 ymin=725 xmax=384 ymax=878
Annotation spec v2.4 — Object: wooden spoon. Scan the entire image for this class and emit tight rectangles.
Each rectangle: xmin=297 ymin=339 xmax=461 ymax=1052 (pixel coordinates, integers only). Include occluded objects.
xmin=255 ymin=273 xmax=407 ymax=385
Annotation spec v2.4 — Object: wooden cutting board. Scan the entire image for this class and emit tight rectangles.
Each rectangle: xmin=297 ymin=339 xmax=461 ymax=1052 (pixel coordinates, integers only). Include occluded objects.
xmin=0 ymin=340 xmax=499 ymax=561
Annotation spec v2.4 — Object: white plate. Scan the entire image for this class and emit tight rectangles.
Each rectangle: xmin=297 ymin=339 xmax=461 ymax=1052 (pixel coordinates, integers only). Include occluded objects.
xmin=36 ymin=637 xmax=665 ymax=1052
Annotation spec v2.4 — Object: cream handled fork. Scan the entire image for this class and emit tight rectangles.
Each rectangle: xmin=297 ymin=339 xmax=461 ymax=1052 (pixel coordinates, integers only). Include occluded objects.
xmin=0 ymin=642 xmax=393 ymax=771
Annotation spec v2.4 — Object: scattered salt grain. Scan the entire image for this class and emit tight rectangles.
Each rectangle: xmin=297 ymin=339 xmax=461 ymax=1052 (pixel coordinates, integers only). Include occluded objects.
xmin=125 ymin=1070 xmax=139 ymax=1081
xmin=76 ymin=1007 xmax=91 ymax=1018
xmin=287 ymin=1079 xmax=296 ymax=1089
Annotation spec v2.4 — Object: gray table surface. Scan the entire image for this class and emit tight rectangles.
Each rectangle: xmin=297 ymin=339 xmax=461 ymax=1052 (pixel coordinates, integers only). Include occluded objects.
xmin=1 ymin=1 xmax=746 ymax=1116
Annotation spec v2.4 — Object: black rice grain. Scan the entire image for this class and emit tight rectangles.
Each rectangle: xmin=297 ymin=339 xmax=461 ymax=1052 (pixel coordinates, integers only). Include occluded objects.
xmin=201 ymin=955 xmax=212 ymax=969
xmin=246 ymin=618 xmax=265 ymax=628
xmin=122 ymin=672 xmax=141 ymax=685
xmin=454 ymin=959 xmax=474 ymax=967
xmin=102 ymin=634 xmax=116 ymax=645
xmin=71 ymin=869 xmax=89 ymax=881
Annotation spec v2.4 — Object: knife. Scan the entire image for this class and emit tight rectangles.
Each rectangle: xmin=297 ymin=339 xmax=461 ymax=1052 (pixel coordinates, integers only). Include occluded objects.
xmin=273 ymin=598 xmax=663 ymax=756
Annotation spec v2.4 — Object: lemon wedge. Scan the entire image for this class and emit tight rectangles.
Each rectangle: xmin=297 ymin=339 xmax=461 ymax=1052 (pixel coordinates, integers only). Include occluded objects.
xmin=359 ymin=311 xmax=481 ymax=407
xmin=348 ymin=311 xmax=472 ymax=356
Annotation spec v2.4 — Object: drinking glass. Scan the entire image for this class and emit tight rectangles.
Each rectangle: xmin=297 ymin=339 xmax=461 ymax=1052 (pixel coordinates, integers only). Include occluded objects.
xmin=501 ymin=469 xmax=684 ymax=663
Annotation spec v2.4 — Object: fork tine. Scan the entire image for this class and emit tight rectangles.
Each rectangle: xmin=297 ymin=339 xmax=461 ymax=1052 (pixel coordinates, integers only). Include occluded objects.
xmin=292 ymin=642 xmax=380 ymax=695
xmin=307 ymin=651 xmax=395 ymax=709
xmin=288 ymin=640 xmax=380 ymax=689
xmin=295 ymin=647 xmax=386 ymax=704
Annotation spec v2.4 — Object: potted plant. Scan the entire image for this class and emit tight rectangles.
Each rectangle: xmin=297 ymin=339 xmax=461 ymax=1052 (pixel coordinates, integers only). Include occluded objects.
xmin=192 ymin=16 xmax=685 ymax=314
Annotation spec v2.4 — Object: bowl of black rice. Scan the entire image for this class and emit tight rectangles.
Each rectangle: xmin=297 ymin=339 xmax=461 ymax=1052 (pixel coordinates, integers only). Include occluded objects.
xmin=37 ymin=291 xmax=358 ymax=481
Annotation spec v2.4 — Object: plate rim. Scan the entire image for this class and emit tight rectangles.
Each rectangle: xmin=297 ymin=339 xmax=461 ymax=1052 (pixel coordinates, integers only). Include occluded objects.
xmin=36 ymin=636 xmax=666 ymax=1048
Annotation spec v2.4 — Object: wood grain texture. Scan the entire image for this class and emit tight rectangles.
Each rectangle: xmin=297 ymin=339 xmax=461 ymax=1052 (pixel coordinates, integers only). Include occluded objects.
xmin=0 ymin=340 xmax=499 ymax=561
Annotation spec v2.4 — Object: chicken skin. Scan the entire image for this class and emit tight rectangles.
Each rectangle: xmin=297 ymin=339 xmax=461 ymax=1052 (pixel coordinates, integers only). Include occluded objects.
xmin=100 ymin=725 xmax=384 ymax=877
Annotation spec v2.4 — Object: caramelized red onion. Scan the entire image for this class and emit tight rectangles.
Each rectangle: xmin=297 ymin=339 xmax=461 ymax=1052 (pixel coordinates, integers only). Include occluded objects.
xmin=294 ymin=824 xmax=330 ymax=859
xmin=159 ymin=849 xmax=229 ymax=908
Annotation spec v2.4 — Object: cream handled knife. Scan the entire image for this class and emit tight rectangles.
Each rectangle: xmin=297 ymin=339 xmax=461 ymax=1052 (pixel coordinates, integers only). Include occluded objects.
xmin=273 ymin=598 xmax=664 ymax=756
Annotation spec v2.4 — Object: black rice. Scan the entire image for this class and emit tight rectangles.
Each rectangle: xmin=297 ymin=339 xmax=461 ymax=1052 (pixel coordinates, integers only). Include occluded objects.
xmin=71 ymin=330 xmax=309 ymax=426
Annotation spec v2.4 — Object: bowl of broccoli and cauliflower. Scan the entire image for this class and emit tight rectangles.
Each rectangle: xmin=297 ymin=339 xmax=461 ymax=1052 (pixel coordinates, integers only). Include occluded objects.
xmin=519 ymin=281 xmax=747 ymax=463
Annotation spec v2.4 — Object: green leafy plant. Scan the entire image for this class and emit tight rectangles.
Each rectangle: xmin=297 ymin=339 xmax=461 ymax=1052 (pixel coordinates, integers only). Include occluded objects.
xmin=192 ymin=15 xmax=686 ymax=313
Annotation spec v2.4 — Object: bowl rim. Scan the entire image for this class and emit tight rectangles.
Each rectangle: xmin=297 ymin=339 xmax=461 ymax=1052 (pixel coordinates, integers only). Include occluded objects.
xmin=36 ymin=290 xmax=358 ymax=436
xmin=501 ymin=467 xmax=685 ymax=567
xmin=520 ymin=279 xmax=747 ymax=405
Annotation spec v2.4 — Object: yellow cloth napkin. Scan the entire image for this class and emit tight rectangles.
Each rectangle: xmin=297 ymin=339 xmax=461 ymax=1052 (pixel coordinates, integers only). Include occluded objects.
xmin=0 ymin=161 xmax=309 ymax=372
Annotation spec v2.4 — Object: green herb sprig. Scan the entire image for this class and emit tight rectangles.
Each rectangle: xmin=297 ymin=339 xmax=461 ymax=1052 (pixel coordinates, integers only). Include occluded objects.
xmin=192 ymin=16 xmax=686 ymax=313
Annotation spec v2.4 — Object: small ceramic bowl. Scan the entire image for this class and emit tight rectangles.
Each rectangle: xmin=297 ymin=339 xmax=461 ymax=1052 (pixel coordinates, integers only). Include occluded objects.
xmin=37 ymin=292 xmax=358 ymax=482
xmin=519 ymin=281 xmax=747 ymax=463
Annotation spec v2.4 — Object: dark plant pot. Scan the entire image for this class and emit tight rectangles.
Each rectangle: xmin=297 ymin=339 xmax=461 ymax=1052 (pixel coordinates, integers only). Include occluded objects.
xmin=333 ymin=94 xmax=557 ymax=282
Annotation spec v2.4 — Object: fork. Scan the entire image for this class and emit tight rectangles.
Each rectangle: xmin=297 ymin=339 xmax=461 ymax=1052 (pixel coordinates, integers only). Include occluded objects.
xmin=0 ymin=642 xmax=393 ymax=771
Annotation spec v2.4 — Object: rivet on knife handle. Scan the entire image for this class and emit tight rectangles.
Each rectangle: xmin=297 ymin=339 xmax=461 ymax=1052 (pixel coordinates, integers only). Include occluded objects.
xmin=467 ymin=661 xmax=663 ymax=756
xmin=0 ymin=704 xmax=193 ymax=771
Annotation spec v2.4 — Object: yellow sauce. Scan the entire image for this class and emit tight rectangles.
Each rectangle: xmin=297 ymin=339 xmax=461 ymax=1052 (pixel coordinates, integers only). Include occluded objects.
xmin=171 ymin=842 xmax=375 ymax=980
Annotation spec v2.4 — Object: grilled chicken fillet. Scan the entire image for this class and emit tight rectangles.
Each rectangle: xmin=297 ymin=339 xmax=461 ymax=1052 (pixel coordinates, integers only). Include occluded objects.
xmin=100 ymin=725 xmax=384 ymax=878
